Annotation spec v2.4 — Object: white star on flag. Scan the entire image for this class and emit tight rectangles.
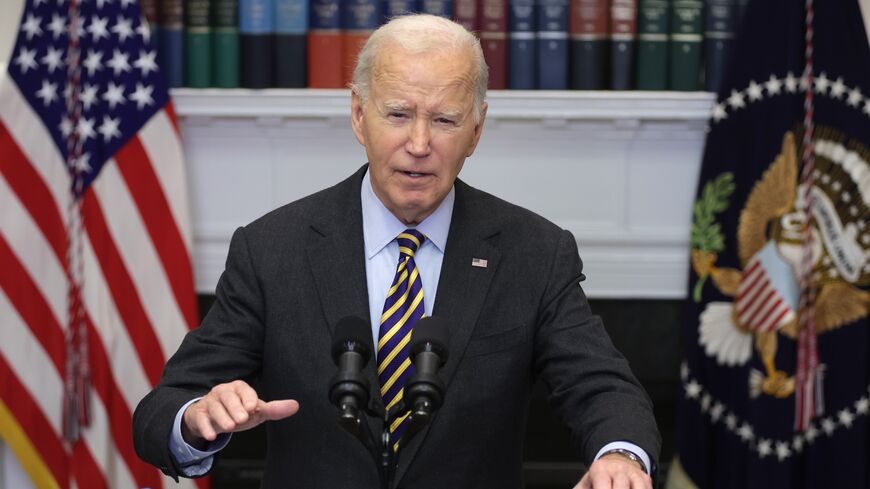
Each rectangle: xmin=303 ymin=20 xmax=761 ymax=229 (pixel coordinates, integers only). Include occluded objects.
xmin=799 ymin=71 xmax=812 ymax=91
xmin=847 ymin=88 xmax=863 ymax=107
xmin=685 ymin=380 xmax=702 ymax=399
xmin=746 ymin=80 xmax=763 ymax=100
xmin=136 ymin=21 xmax=151 ymax=42
xmin=784 ymin=72 xmax=799 ymax=92
xmin=711 ymin=103 xmax=727 ymax=122
xmin=764 ymin=75 xmax=782 ymax=95
xmin=83 ymin=49 xmax=104 ymax=76
xmin=102 ymin=81 xmax=126 ymax=108
xmin=41 ymin=46 xmax=64 ymax=73
xmin=724 ymin=414 xmax=737 ymax=430
xmin=21 ymin=14 xmax=43 ymax=40
xmin=106 ymin=48 xmax=131 ymax=75
xmin=821 ymin=417 xmax=836 ymax=435
xmin=14 ymin=47 xmax=38 ymax=74
xmin=700 ymin=393 xmax=712 ymax=412
xmin=775 ymin=442 xmax=791 ymax=461
xmin=98 ymin=115 xmax=122 ymax=141
xmin=76 ymin=116 xmax=96 ymax=142
xmin=737 ymin=423 xmax=754 ymax=441
xmin=829 ymin=77 xmax=847 ymax=98
xmin=804 ymin=425 xmax=819 ymax=443
xmin=112 ymin=15 xmax=135 ymax=42
xmin=87 ymin=15 xmax=110 ymax=41
xmin=727 ymin=90 xmax=746 ymax=110
xmin=133 ymin=50 xmax=159 ymax=76
xmin=35 ymin=80 xmax=58 ymax=106
xmin=59 ymin=116 xmax=73 ymax=136
xmin=792 ymin=435 xmax=803 ymax=452
xmin=710 ymin=402 xmax=724 ymax=421
xmin=130 ymin=83 xmax=154 ymax=109
xmin=838 ymin=408 xmax=855 ymax=428
xmin=757 ymin=439 xmax=772 ymax=457
xmin=81 ymin=83 xmax=100 ymax=110
xmin=813 ymin=72 xmax=830 ymax=94
xmin=46 ymin=13 xmax=65 ymax=38
xmin=73 ymin=152 xmax=92 ymax=172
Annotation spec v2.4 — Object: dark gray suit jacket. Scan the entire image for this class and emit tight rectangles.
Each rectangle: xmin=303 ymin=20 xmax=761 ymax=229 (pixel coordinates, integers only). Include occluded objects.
xmin=133 ymin=165 xmax=660 ymax=488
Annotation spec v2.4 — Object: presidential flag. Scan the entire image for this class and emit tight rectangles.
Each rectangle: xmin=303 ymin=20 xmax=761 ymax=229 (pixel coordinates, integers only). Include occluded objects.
xmin=0 ymin=0 xmax=204 ymax=487
xmin=669 ymin=0 xmax=870 ymax=488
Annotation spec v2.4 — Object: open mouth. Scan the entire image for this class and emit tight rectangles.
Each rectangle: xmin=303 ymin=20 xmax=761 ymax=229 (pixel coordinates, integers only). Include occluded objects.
xmin=402 ymin=171 xmax=427 ymax=177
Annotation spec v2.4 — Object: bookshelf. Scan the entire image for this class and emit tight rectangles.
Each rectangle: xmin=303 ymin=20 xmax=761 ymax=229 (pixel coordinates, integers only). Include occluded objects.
xmin=172 ymin=89 xmax=716 ymax=299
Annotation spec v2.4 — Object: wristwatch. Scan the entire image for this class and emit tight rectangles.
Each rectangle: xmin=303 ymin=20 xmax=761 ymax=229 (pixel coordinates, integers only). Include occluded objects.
xmin=600 ymin=448 xmax=648 ymax=474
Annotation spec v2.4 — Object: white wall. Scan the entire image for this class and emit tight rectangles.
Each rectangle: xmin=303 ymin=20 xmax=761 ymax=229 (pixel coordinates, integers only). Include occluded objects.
xmin=0 ymin=0 xmax=25 ymax=70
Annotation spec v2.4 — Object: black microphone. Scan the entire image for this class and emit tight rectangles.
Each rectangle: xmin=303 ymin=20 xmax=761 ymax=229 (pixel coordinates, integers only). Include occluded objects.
xmin=328 ymin=316 xmax=372 ymax=434
xmin=404 ymin=316 xmax=450 ymax=428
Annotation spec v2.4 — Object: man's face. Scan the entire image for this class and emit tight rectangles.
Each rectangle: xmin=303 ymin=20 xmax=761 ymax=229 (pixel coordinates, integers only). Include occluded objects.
xmin=351 ymin=43 xmax=487 ymax=225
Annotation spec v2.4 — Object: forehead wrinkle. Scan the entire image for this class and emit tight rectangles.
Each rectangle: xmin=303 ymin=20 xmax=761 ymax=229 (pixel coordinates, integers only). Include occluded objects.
xmin=376 ymin=76 xmax=475 ymax=114
xmin=367 ymin=46 xmax=477 ymax=121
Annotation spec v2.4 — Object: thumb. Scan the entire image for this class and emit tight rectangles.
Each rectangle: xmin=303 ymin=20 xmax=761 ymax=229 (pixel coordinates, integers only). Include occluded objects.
xmin=258 ymin=399 xmax=300 ymax=421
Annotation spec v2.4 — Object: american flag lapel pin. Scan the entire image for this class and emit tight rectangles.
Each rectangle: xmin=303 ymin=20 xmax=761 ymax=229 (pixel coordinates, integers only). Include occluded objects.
xmin=471 ymin=257 xmax=488 ymax=268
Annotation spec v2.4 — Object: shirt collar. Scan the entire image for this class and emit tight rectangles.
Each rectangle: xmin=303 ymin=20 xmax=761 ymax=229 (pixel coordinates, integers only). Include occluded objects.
xmin=361 ymin=169 xmax=454 ymax=259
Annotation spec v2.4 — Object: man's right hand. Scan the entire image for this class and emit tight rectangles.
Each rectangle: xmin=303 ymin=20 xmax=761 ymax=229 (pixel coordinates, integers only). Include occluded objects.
xmin=182 ymin=380 xmax=300 ymax=448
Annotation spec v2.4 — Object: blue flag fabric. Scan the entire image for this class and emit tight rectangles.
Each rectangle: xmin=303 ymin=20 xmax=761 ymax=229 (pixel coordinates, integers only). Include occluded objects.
xmin=676 ymin=0 xmax=870 ymax=488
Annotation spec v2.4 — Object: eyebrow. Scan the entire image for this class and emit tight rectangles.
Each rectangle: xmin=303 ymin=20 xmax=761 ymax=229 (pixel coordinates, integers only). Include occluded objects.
xmin=382 ymin=101 xmax=411 ymax=112
xmin=435 ymin=111 xmax=463 ymax=120
xmin=381 ymin=101 xmax=465 ymax=120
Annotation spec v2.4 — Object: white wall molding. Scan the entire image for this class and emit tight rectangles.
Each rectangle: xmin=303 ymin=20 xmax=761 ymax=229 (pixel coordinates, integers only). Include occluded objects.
xmin=173 ymin=89 xmax=715 ymax=299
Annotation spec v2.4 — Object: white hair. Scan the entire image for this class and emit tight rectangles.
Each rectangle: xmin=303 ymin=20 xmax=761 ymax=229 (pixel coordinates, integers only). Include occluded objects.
xmin=350 ymin=14 xmax=488 ymax=123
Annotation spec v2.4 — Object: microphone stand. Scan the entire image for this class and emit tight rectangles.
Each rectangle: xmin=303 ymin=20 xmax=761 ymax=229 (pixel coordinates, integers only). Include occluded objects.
xmin=335 ymin=398 xmax=432 ymax=489
xmin=331 ymin=316 xmax=448 ymax=489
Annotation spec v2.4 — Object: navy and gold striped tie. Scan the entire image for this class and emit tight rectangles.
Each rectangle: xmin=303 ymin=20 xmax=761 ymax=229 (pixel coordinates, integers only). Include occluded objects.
xmin=377 ymin=229 xmax=426 ymax=449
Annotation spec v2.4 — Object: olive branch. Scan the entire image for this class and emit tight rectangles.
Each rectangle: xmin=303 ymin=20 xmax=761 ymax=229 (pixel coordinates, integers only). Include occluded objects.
xmin=690 ymin=172 xmax=735 ymax=302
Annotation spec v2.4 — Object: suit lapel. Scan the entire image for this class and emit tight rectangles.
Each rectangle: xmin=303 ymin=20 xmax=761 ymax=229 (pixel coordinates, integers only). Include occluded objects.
xmin=304 ymin=167 xmax=383 ymax=438
xmin=392 ymin=181 xmax=501 ymax=486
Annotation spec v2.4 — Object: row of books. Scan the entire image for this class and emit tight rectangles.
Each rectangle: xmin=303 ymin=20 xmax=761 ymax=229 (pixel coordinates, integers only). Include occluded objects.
xmin=144 ymin=0 xmax=749 ymax=92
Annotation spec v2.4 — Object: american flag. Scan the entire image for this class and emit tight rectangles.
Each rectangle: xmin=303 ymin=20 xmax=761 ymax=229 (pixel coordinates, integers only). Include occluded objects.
xmin=0 ymin=0 xmax=203 ymax=487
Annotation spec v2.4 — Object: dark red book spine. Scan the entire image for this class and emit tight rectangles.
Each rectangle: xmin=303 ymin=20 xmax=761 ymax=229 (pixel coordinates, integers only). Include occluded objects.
xmin=454 ymin=0 xmax=479 ymax=33
xmin=480 ymin=0 xmax=508 ymax=89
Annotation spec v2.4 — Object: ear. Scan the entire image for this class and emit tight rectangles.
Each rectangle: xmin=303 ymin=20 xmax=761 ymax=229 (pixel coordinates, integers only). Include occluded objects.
xmin=465 ymin=102 xmax=488 ymax=157
xmin=350 ymin=91 xmax=366 ymax=147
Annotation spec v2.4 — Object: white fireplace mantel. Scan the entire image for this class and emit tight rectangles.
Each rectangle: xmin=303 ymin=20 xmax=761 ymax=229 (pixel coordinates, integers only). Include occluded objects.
xmin=173 ymin=89 xmax=715 ymax=299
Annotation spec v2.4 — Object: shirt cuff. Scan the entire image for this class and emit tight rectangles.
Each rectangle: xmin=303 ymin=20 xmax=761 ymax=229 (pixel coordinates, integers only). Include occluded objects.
xmin=169 ymin=398 xmax=232 ymax=477
xmin=594 ymin=441 xmax=652 ymax=475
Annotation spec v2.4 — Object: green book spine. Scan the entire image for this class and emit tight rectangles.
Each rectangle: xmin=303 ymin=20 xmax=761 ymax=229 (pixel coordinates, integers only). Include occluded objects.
xmin=669 ymin=0 xmax=702 ymax=90
xmin=185 ymin=0 xmax=212 ymax=87
xmin=212 ymin=0 xmax=240 ymax=87
xmin=635 ymin=0 xmax=669 ymax=89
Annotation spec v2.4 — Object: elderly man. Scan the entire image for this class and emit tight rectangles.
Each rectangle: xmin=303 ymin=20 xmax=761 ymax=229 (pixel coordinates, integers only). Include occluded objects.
xmin=133 ymin=14 xmax=660 ymax=489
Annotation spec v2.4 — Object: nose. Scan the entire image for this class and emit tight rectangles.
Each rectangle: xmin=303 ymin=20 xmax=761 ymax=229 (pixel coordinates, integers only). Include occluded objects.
xmin=405 ymin=118 xmax=431 ymax=157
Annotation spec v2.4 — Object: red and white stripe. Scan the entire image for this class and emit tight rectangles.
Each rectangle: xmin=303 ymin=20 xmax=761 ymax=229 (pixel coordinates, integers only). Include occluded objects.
xmin=0 ymin=72 xmax=204 ymax=489
xmin=735 ymin=259 xmax=796 ymax=333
